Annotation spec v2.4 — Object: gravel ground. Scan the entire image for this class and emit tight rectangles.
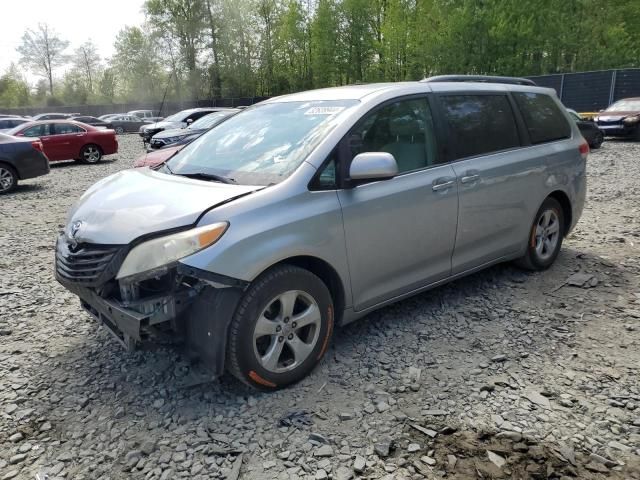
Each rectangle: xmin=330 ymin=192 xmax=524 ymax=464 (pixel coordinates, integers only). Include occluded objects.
xmin=0 ymin=135 xmax=639 ymax=480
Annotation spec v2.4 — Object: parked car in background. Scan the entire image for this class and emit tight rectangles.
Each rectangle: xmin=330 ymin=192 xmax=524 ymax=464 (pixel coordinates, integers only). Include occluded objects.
xmin=56 ymin=77 xmax=587 ymax=390
xmin=98 ymin=114 xmax=125 ymax=120
xmin=148 ymin=109 xmax=239 ymax=150
xmin=134 ymin=144 xmax=183 ymax=168
xmin=71 ymin=116 xmax=114 ymax=130
xmin=139 ymin=108 xmax=223 ymax=143
xmin=567 ymin=109 xmax=604 ymax=149
xmin=595 ymin=98 xmax=640 ymax=140
xmin=0 ymin=114 xmax=29 ymax=119
xmin=7 ymin=120 xmax=118 ymax=163
xmin=0 ymin=133 xmax=50 ymax=193
xmin=32 ymin=113 xmax=79 ymax=121
xmin=107 ymin=115 xmax=151 ymax=134
xmin=128 ymin=110 xmax=163 ymax=122
xmin=0 ymin=117 xmax=30 ymax=133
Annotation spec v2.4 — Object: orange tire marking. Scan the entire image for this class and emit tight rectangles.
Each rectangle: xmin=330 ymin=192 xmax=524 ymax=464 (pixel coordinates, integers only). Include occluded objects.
xmin=317 ymin=305 xmax=334 ymax=360
xmin=249 ymin=371 xmax=276 ymax=388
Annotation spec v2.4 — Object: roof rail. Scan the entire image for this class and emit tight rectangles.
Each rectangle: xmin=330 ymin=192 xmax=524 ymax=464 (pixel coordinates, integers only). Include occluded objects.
xmin=422 ymin=75 xmax=537 ymax=86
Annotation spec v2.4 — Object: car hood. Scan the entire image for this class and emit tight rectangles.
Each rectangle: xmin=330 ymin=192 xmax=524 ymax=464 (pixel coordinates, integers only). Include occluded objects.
xmin=154 ymin=127 xmax=190 ymax=139
xmin=143 ymin=121 xmax=183 ymax=131
xmin=597 ymin=111 xmax=639 ymax=121
xmin=65 ymin=168 xmax=261 ymax=245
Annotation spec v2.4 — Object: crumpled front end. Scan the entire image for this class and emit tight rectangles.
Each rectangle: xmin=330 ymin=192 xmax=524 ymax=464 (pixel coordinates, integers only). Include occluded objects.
xmin=54 ymin=235 xmax=246 ymax=375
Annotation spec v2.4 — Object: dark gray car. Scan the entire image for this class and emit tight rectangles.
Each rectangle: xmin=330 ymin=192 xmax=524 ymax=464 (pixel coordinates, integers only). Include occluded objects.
xmin=148 ymin=109 xmax=239 ymax=150
xmin=56 ymin=77 xmax=587 ymax=390
xmin=139 ymin=108 xmax=226 ymax=143
xmin=0 ymin=133 xmax=50 ymax=193
xmin=108 ymin=115 xmax=150 ymax=134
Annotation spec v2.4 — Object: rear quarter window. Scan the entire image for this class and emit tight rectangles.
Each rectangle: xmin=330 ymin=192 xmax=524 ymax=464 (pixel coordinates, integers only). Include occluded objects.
xmin=513 ymin=92 xmax=571 ymax=144
xmin=440 ymin=94 xmax=521 ymax=159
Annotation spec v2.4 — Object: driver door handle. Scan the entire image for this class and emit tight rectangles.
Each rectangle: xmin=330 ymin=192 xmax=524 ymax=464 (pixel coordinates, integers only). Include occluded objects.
xmin=460 ymin=174 xmax=480 ymax=184
xmin=432 ymin=179 xmax=455 ymax=192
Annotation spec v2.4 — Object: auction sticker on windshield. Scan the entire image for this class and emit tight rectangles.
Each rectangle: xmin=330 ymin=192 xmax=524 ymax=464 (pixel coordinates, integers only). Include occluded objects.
xmin=304 ymin=106 xmax=345 ymax=116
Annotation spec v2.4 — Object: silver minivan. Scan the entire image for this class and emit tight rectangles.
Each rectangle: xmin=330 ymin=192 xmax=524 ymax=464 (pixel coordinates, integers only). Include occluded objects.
xmin=56 ymin=76 xmax=588 ymax=390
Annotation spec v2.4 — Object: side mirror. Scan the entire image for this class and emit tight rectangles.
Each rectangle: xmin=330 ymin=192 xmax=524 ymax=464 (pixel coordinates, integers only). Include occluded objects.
xmin=186 ymin=119 xmax=194 ymax=125
xmin=349 ymin=152 xmax=398 ymax=182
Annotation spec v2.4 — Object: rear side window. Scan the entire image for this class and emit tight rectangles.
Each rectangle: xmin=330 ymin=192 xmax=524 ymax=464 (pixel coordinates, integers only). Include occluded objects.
xmin=513 ymin=92 xmax=571 ymax=144
xmin=54 ymin=124 xmax=84 ymax=134
xmin=440 ymin=94 xmax=520 ymax=159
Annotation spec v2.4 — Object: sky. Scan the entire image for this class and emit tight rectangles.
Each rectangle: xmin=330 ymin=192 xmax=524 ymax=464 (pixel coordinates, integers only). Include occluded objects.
xmin=0 ymin=0 xmax=146 ymax=83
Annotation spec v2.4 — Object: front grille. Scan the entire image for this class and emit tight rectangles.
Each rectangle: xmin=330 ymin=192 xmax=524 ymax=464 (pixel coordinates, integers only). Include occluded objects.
xmin=56 ymin=237 xmax=123 ymax=287
xmin=597 ymin=120 xmax=622 ymax=126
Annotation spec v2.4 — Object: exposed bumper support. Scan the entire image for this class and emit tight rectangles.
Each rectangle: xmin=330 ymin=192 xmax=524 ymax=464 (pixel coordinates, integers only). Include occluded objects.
xmin=57 ymin=265 xmax=247 ymax=376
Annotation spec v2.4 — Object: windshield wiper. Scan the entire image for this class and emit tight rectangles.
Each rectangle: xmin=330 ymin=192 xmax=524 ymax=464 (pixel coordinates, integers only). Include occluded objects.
xmin=174 ymin=172 xmax=236 ymax=184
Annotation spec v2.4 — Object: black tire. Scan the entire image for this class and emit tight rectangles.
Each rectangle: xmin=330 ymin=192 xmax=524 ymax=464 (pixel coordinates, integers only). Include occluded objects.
xmin=80 ymin=144 xmax=103 ymax=164
xmin=515 ymin=197 xmax=565 ymax=271
xmin=634 ymin=126 xmax=640 ymax=142
xmin=590 ymin=131 xmax=604 ymax=149
xmin=115 ymin=126 xmax=124 ymax=134
xmin=226 ymin=265 xmax=334 ymax=390
xmin=0 ymin=163 xmax=18 ymax=194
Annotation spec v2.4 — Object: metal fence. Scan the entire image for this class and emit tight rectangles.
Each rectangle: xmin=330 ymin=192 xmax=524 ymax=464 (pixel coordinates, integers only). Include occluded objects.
xmin=0 ymin=97 xmax=270 ymax=118
xmin=528 ymin=68 xmax=640 ymax=112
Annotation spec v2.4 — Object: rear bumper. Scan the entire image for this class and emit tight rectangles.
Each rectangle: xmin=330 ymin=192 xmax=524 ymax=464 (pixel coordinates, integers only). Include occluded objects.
xmin=16 ymin=153 xmax=50 ymax=180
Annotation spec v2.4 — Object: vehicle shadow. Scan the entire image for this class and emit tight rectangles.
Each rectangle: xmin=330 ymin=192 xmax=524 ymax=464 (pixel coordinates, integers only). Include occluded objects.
xmin=49 ymin=158 xmax=119 ymax=169
xmin=29 ymin=245 xmax=630 ymax=423
xmin=3 ymin=183 xmax=46 ymax=195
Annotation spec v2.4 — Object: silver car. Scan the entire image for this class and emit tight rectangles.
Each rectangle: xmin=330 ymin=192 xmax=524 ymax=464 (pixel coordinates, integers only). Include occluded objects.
xmin=56 ymin=76 xmax=588 ymax=390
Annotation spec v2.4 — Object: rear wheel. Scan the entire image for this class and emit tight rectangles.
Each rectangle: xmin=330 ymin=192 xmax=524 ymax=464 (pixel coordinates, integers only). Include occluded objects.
xmin=226 ymin=265 xmax=334 ymax=390
xmin=80 ymin=144 xmax=102 ymax=163
xmin=0 ymin=164 xmax=17 ymax=194
xmin=515 ymin=197 xmax=565 ymax=271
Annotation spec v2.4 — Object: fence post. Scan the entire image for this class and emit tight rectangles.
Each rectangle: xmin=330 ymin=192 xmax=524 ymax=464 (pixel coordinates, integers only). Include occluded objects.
xmin=609 ymin=70 xmax=617 ymax=106
xmin=559 ymin=74 xmax=565 ymax=102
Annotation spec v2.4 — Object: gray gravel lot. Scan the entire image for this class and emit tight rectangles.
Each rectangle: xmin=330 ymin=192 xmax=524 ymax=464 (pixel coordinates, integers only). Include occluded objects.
xmin=0 ymin=135 xmax=639 ymax=480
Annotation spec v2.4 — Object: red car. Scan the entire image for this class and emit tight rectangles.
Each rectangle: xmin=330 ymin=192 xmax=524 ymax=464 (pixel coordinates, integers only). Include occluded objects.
xmin=133 ymin=144 xmax=183 ymax=168
xmin=7 ymin=120 xmax=118 ymax=163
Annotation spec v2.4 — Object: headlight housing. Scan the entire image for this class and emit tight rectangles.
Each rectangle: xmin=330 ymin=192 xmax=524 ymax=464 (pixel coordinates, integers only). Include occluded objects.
xmin=623 ymin=115 xmax=640 ymax=125
xmin=116 ymin=222 xmax=228 ymax=280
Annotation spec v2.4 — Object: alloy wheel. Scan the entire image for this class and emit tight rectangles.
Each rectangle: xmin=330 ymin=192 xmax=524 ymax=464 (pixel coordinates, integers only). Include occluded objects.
xmin=252 ymin=290 xmax=322 ymax=374
xmin=0 ymin=167 xmax=15 ymax=193
xmin=534 ymin=209 xmax=560 ymax=261
xmin=83 ymin=146 xmax=101 ymax=163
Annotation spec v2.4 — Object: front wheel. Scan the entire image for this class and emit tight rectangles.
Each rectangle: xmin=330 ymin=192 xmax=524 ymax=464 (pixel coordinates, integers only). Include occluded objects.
xmin=515 ymin=197 xmax=565 ymax=271
xmin=115 ymin=126 xmax=124 ymax=134
xmin=226 ymin=265 xmax=334 ymax=390
xmin=80 ymin=144 xmax=102 ymax=163
xmin=0 ymin=164 xmax=18 ymax=194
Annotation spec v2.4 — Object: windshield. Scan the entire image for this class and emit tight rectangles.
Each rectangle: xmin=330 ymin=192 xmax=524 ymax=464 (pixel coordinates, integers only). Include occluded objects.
xmin=188 ymin=111 xmax=233 ymax=130
xmin=163 ymin=111 xmax=189 ymax=122
xmin=167 ymin=100 xmax=358 ymax=186
xmin=606 ymin=99 xmax=640 ymax=111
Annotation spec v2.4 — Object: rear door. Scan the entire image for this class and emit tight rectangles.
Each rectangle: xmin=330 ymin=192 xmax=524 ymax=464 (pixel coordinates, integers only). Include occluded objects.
xmin=336 ymin=96 xmax=459 ymax=311
xmin=435 ymin=93 xmax=530 ymax=274
xmin=51 ymin=123 xmax=87 ymax=159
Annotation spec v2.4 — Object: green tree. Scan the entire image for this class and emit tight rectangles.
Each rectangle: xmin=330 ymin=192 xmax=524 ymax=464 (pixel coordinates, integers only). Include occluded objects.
xmin=111 ymin=26 xmax=165 ymax=101
xmin=16 ymin=23 xmax=69 ymax=95
xmin=0 ymin=65 xmax=31 ymax=108
xmin=72 ymin=41 xmax=101 ymax=94
xmin=310 ymin=0 xmax=340 ymax=87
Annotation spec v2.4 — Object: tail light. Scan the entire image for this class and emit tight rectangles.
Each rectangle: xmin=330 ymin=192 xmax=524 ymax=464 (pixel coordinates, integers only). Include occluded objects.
xmin=32 ymin=140 xmax=44 ymax=153
xmin=579 ymin=141 xmax=589 ymax=160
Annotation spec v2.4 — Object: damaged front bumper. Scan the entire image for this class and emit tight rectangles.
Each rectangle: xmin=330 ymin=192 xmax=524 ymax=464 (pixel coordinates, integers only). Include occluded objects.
xmin=55 ymin=247 xmax=247 ymax=376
